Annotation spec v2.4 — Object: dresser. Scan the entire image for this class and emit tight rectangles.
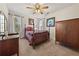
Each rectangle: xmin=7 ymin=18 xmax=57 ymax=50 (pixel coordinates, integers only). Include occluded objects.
xmin=0 ymin=33 xmax=19 ymax=56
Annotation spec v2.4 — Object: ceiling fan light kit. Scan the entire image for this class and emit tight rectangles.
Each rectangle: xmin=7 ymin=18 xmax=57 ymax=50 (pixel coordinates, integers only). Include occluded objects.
xmin=26 ymin=3 xmax=48 ymax=14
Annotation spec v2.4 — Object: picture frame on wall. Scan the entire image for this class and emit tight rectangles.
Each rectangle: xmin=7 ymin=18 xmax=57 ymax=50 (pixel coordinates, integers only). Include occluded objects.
xmin=47 ymin=17 xmax=55 ymax=27
xmin=28 ymin=18 xmax=34 ymax=25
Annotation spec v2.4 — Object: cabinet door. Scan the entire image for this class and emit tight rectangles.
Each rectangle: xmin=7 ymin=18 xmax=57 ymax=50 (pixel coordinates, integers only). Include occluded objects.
xmin=56 ymin=21 xmax=67 ymax=43
xmin=66 ymin=20 xmax=79 ymax=48
xmin=0 ymin=41 xmax=3 ymax=55
xmin=0 ymin=38 xmax=19 ymax=56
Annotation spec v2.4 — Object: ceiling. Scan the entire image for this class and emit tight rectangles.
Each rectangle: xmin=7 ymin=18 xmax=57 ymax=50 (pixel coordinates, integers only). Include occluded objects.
xmin=6 ymin=3 xmax=77 ymax=16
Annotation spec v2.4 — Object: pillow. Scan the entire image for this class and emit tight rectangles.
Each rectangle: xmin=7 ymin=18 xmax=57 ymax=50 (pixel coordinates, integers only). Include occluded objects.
xmin=28 ymin=33 xmax=33 ymax=36
xmin=26 ymin=27 xmax=33 ymax=31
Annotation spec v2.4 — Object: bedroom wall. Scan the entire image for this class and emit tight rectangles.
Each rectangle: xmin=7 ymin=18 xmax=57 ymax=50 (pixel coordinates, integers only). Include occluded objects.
xmin=46 ymin=4 xmax=79 ymax=42
xmin=0 ymin=4 xmax=8 ymax=20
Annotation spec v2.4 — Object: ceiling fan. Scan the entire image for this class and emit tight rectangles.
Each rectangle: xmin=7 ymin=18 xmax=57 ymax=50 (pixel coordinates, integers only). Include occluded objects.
xmin=26 ymin=3 xmax=49 ymax=14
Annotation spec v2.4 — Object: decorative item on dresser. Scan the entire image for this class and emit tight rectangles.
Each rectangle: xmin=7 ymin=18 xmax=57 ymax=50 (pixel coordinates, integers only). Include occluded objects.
xmin=56 ymin=18 xmax=79 ymax=49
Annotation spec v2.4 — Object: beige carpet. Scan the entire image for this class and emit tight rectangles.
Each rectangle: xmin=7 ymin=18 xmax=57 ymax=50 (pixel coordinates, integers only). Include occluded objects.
xmin=19 ymin=39 xmax=79 ymax=56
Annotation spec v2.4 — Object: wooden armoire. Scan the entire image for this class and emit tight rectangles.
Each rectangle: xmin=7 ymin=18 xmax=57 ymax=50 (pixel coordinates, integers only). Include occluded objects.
xmin=56 ymin=18 xmax=79 ymax=49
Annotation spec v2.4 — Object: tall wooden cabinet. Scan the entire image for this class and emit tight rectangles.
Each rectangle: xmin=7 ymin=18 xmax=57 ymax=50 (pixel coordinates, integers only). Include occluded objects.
xmin=56 ymin=18 xmax=79 ymax=49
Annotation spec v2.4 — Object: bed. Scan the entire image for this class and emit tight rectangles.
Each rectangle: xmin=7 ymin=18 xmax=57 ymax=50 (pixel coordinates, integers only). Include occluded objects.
xmin=24 ymin=27 xmax=49 ymax=49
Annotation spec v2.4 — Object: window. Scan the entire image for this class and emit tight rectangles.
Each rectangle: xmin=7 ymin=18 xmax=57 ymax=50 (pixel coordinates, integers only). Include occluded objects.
xmin=0 ymin=14 xmax=5 ymax=35
xmin=14 ymin=16 xmax=21 ymax=33
xmin=35 ymin=18 xmax=45 ymax=31
xmin=38 ymin=19 xmax=44 ymax=30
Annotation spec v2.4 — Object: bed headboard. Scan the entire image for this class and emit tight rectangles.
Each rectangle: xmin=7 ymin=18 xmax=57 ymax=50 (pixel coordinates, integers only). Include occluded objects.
xmin=25 ymin=27 xmax=33 ymax=31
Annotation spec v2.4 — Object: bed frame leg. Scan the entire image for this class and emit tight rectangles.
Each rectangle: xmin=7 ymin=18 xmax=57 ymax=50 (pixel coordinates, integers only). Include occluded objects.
xmin=33 ymin=46 xmax=35 ymax=49
xmin=32 ymin=44 xmax=35 ymax=49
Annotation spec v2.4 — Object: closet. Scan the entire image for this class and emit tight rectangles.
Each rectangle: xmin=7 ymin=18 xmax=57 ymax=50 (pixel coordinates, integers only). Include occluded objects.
xmin=56 ymin=18 xmax=79 ymax=49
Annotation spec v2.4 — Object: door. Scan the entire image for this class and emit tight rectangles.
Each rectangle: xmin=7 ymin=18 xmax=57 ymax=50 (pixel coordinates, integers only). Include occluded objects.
xmin=66 ymin=19 xmax=79 ymax=48
xmin=56 ymin=21 xmax=67 ymax=43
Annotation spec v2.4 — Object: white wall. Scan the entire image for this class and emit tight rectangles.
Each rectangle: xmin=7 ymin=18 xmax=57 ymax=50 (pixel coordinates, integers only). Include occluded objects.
xmin=47 ymin=4 xmax=79 ymax=21
xmin=0 ymin=4 xmax=8 ymax=20
xmin=8 ymin=14 xmax=15 ymax=33
xmin=20 ymin=17 xmax=26 ymax=38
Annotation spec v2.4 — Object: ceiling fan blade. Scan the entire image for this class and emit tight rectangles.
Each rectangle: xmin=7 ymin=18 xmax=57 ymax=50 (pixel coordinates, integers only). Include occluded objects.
xmin=26 ymin=7 xmax=33 ymax=9
xmin=39 ymin=9 xmax=43 ymax=14
xmin=40 ymin=12 xmax=43 ymax=14
xmin=42 ymin=6 xmax=48 ymax=9
xmin=33 ymin=12 xmax=36 ymax=14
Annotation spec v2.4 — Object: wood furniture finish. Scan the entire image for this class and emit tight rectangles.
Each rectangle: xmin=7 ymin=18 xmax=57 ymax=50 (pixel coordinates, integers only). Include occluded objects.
xmin=31 ymin=31 xmax=49 ymax=48
xmin=24 ymin=29 xmax=49 ymax=49
xmin=0 ymin=37 xmax=19 ymax=56
xmin=56 ymin=18 xmax=79 ymax=49
xmin=0 ymin=33 xmax=19 ymax=40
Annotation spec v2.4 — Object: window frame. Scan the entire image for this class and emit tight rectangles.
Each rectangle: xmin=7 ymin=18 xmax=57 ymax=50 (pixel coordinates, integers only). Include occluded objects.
xmin=0 ymin=13 xmax=5 ymax=35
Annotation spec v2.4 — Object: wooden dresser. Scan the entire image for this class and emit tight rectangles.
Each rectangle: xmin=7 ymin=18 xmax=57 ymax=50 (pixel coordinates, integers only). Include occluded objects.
xmin=56 ymin=18 xmax=79 ymax=49
xmin=0 ymin=34 xmax=19 ymax=56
